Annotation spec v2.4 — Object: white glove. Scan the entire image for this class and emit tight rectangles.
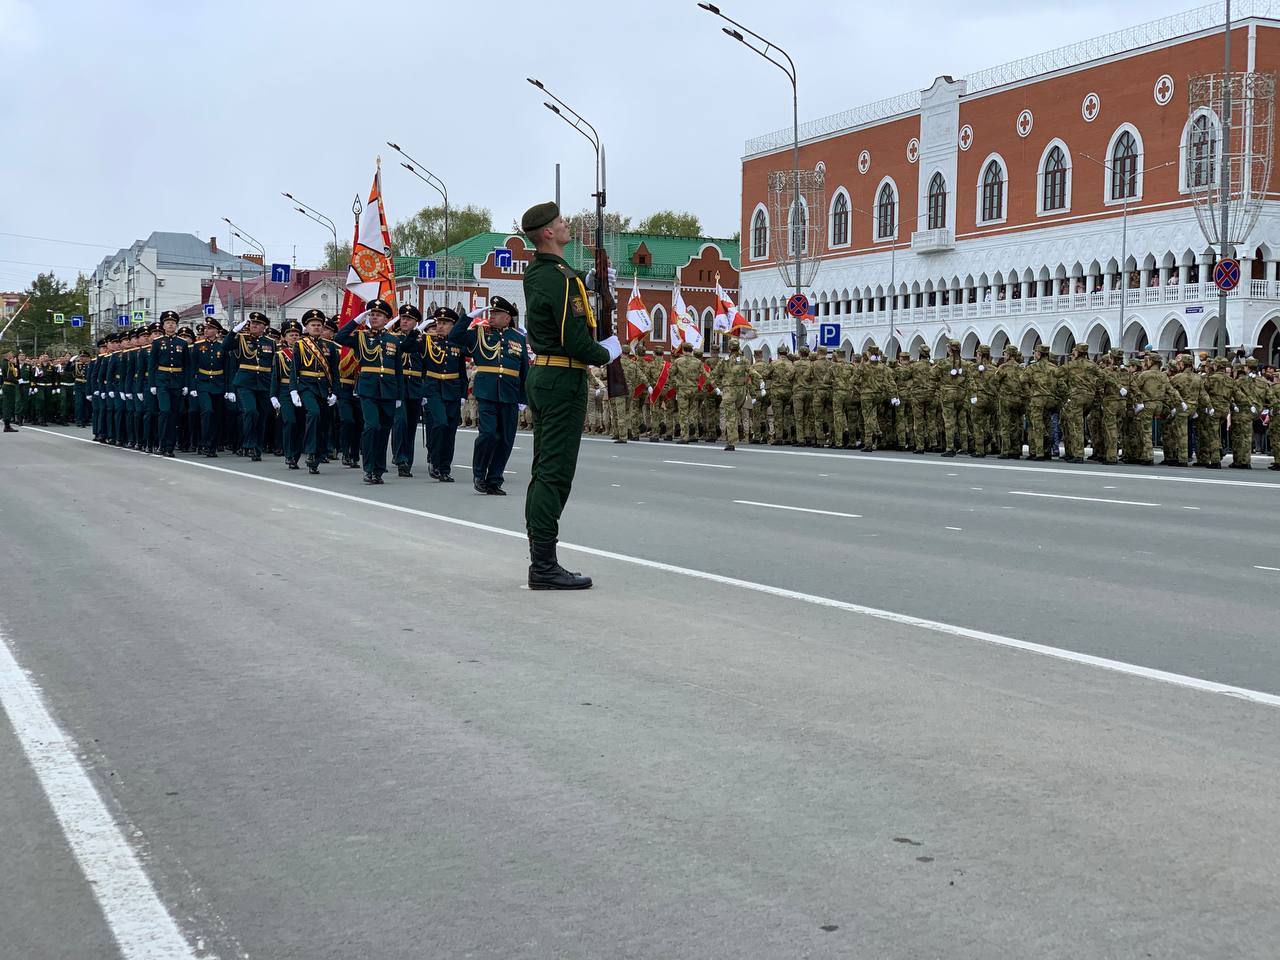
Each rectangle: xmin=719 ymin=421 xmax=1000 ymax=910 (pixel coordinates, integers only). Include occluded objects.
xmin=1180 ymin=401 xmax=1187 ymax=411
xmin=29 ymin=387 xmax=36 ymax=395
xmin=108 ymin=390 xmax=115 ymax=398
xmin=415 ymin=319 xmax=429 ymax=332
xmin=1250 ymin=405 xmax=1258 ymax=414
xmin=714 ymin=388 xmax=722 ymax=397
xmin=969 ymin=396 xmax=978 ymax=405
xmin=150 ymin=386 xmax=157 ymax=395
xmin=1265 ymin=409 xmax=1272 ymax=417
xmin=270 ymin=396 xmax=281 ymax=411
xmin=518 ymin=403 xmax=527 ymax=412
xmin=226 ymin=392 xmax=236 ymax=402
xmin=290 ymin=390 xmax=302 ymax=408
xmin=1232 ymin=404 xmax=1240 ymax=413
xmin=585 ymin=267 xmax=616 ymax=290
xmin=181 ymin=387 xmax=189 ymax=396
xmin=1134 ymin=402 xmax=1145 ymax=412
xmin=1119 ymin=387 xmax=1128 ymax=397
xmin=17 ymin=379 xmax=26 ymax=385
xmin=950 ymin=368 xmax=959 ymax=376
xmin=420 ymin=397 xmax=428 ymax=408
xmin=327 ymin=394 xmax=338 ymax=407
xmin=1208 ymin=407 xmax=1215 ymax=416
xmin=395 ymin=400 xmax=402 ymax=409
xmin=466 ymin=305 xmax=489 ymax=320
xmin=233 ymin=318 xmax=248 ymax=333
xmin=601 ymin=335 xmax=622 ymax=363
xmin=890 ymin=396 xmax=901 ymax=406
xmin=647 ymin=386 xmax=654 ymax=396
xmin=594 ymin=388 xmax=604 ymax=399
xmin=977 ymin=364 xmax=986 ymax=372
xmin=759 ymin=383 xmax=767 ymax=397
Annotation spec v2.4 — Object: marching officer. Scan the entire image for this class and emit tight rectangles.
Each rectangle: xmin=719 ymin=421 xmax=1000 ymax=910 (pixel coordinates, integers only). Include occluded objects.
xmin=390 ymin=303 xmax=426 ymax=477
xmin=271 ymin=318 xmax=304 ymax=469
xmin=290 ymin=308 xmax=337 ymax=475
xmin=449 ymin=295 xmax=529 ymax=495
xmin=149 ymin=310 xmax=191 ymax=457
xmin=520 ymin=200 xmax=620 ymax=589
xmin=419 ymin=307 xmax=467 ymax=482
xmin=190 ymin=318 xmax=227 ymax=457
xmin=223 ymin=311 xmax=275 ymax=461
xmin=334 ymin=297 xmax=403 ymax=484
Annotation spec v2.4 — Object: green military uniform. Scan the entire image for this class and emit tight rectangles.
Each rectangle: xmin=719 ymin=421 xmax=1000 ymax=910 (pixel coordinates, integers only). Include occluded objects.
xmin=1024 ymin=346 xmax=1060 ymax=460
xmin=791 ymin=345 xmax=814 ymax=444
xmin=859 ymin=345 xmax=897 ymax=450
xmin=1266 ymin=374 xmax=1280 ymax=470
xmin=767 ymin=346 xmax=794 ymax=444
xmin=1166 ymin=355 xmax=1204 ymax=467
xmin=712 ymin=339 xmax=753 ymax=450
xmin=671 ymin=343 xmax=701 ymax=442
xmin=1060 ymin=343 xmax=1099 ymax=462
xmin=811 ymin=347 xmax=833 ymax=445
xmin=994 ymin=346 xmax=1026 ymax=458
xmin=1229 ymin=359 xmax=1266 ymax=468
xmin=830 ymin=351 xmax=855 ymax=448
xmin=1 ymin=355 xmax=19 ymax=430
xmin=521 ymin=201 xmax=613 ymax=589
xmin=969 ymin=345 xmax=998 ymax=456
xmin=938 ymin=340 xmax=970 ymax=456
xmin=1132 ymin=352 xmax=1180 ymax=465
xmin=1199 ymin=357 xmax=1233 ymax=467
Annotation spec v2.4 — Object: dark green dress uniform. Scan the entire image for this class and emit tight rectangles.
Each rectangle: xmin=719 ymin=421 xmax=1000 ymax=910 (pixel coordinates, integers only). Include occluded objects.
xmin=418 ymin=310 xmax=467 ymax=480
xmin=190 ymin=325 xmax=228 ymax=456
xmin=271 ymin=328 xmax=302 ymax=468
xmin=223 ymin=313 xmax=274 ymax=459
xmin=73 ymin=354 xmax=90 ymax=427
xmin=29 ymin=361 xmax=48 ymax=425
xmin=448 ymin=297 xmax=529 ymax=493
xmin=520 ymin=201 xmax=611 ymax=588
xmin=150 ymin=317 xmax=190 ymax=456
xmin=107 ymin=344 xmax=127 ymax=442
xmin=390 ymin=304 xmax=425 ymax=476
xmin=334 ymin=299 xmax=403 ymax=483
xmin=332 ymin=323 xmax=362 ymax=467
xmin=289 ymin=311 xmax=334 ymax=473
xmin=1 ymin=355 xmax=18 ymax=430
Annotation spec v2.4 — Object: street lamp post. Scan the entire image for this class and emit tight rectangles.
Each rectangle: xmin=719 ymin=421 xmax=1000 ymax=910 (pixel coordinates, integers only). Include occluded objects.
xmin=386 ymin=143 xmax=450 ymax=309
xmin=283 ymin=193 xmax=343 ymax=321
xmin=852 ymin=205 xmax=924 ymax=356
xmin=1078 ymin=155 xmax=1176 ymax=352
xmin=698 ymin=2 xmax=804 ymax=347
xmin=222 ymin=217 xmax=268 ymax=325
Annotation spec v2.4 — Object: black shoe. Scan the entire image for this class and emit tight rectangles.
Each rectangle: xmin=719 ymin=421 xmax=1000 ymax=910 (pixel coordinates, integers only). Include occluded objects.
xmin=942 ymin=450 xmax=957 ymax=458
xmin=286 ymin=459 xmax=299 ymax=470
xmin=1064 ymin=456 xmax=1084 ymax=464
xmin=398 ymin=464 xmax=412 ymax=478
xmin=164 ymin=450 xmax=176 ymax=458
xmin=1269 ymin=463 xmax=1280 ymax=471
xmin=614 ymin=437 xmax=627 ymax=443
xmin=2 ymin=424 xmax=15 ymax=433
xmin=486 ymin=485 xmax=507 ymax=496
xmin=307 ymin=460 xmax=319 ymax=475
xmin=649 ymin=436 xmax=660 ymax=442
xmin=528 ymin=540 xmax=592 ymax=590
xmin=205 ymin=450 xmax=216 ymax=458
xmin=363 ymin=473 xmax=376 ymax=484
xmin=250 ymin=451 xmax=262 ymax=462
xmin=724 ymin=443 xmax=735 ymax=451
xmin=438 ymin=472 xmax=454 ymax=483
xmin=474 ymin=478 xmax=489 ymax=494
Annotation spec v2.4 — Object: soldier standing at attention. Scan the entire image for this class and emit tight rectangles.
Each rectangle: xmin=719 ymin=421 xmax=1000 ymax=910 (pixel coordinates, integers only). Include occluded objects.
xmin=520 ymin=201 xmax=620 ymax=589
xmin=791 ymin=344 xmax=815 ymax=446
xmin=1166 ymin=353 xmax=1204 ymax=468
xmin=270 ymin=319 xmax=304 ymax=469
xmin=335 ymin=298 xmax=403 ymax=484
xmin=2 ymin=351 xmax=19 ymax=432
xmin=420 ymin=308 xmax=467 ymax=482
xmin=449 ymin=295 xmax=529 ymax=495
xmin=149 ymin=310 xmax=190 ymax=458
xmin=938 ymin=340 xmax=970 ymax=457
xmin=390 ymin=304 xmax=426 ymax=477
xmin=1060 ymin=342 xmax=1097 ymax=464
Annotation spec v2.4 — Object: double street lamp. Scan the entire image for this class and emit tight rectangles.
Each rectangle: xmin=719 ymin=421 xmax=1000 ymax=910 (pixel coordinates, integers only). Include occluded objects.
xmin=698 ymin=2 xmax=805 ymax=346
xmin=386 ymin=142 xmax=451 ymax=308
xmin=282 ymin=193 xmax=343 ymax=318
xmin=222 ymin=217 xmax=267 ymax=326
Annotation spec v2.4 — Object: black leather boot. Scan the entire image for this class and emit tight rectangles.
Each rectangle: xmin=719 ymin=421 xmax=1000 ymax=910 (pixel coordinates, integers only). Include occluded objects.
xmin=528 ymin=540 xmax=592 ymax=590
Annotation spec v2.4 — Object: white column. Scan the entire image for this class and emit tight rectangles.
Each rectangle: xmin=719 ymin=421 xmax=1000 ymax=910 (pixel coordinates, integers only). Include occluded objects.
xmin=1178 ymin=263 xmax=1191 ymax=285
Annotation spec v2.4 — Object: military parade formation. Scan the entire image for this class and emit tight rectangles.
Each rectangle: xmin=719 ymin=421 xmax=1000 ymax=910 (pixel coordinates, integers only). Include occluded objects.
xmin=584 ymin=336 xmax=1280 ymax=470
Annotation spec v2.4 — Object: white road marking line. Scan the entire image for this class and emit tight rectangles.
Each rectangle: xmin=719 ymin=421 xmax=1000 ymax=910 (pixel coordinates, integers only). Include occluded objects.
xmin=733 ymin=500 xmax=861 ymax=519
xmin=970 ymin=486 xmax=983 ymax=491
xmin=1009 ymin=491 xmax=1161 ymax=507
xmin=707 ymin=442 xmax=1280 ymax=489
xmin=28 ymin=427 xmax=1280 ymax=711
xmin=1103 ymin=485 xmax=1117 ymax=489
xmin=0 ymin=628 xmax=201 ymax=959
xmin=1254 ymin=565 xmax=1280 ymax=572
xmin=1182 ymin=505 xmax=1201 ymax=510
xmin=945 ymin=526 xmax=963 ymax=531
xmin=662 ymin=460 xmax=735 ymax=469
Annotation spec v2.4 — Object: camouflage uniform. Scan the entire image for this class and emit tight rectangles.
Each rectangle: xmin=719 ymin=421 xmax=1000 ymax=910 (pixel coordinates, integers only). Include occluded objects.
xmin=811 ymin=346 xmax=834 ymax=445
xmin=791 ymin=345 xmax=815 ymax=444
xmin=713 ymin=339 xmax=752 ymax=449
xmin=858 ymin=345 xmax=897 ymax=451
xmin=937 ymin=340 xmax=971 ymax=457
xmin=1060 ymin=343 xmax=1099 ymax=462
xmin=969 ymin=345 xmax=999 ymax=457
xmin=767 ymin=346 xmax=795 ymax=443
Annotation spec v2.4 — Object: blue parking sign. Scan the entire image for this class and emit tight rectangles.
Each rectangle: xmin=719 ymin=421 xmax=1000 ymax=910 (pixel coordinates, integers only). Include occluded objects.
xmin=818 ymin=322 xmax=841 ymax=348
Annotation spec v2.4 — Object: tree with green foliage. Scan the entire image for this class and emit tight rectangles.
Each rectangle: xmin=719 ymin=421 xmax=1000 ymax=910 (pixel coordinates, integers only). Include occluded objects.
xmin=565 ymin=208 xmax=632 ymax=238
xmin=321 ymin=239 xmax=351 ymax=272
xmin=391 ymin=204 xmax=493 ymax=258
xmin=636 ymin=210 xmax=703 ymax=237
xmin=3 ymin=272 xmax=93 ymax=355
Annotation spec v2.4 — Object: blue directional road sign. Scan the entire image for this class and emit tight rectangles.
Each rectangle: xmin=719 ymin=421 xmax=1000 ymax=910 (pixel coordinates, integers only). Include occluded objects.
xmin=417 ymin=259 xmax=436 ymax=280
xmin=270 ymin=263 xmax=291 ymax=284
xmin=818 ymin=322 xmax=841 ymax=348
xmin=70 ymin=315 xmax=84 ymax=327
xmin=117 ymin=314 xmax=130 ymax=327
xmin=204 ymin=303 xmax=216 ymax=317
xmin=495 ymin=249 xmax=513 ymax=269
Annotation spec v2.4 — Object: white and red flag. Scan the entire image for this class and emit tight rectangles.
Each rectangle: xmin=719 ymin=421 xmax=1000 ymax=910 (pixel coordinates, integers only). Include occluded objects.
xmin=625 ymin=277 xmax=652 ymax=342
xmin=338 ymin=162 xmax=396 ymax=323
xmin=670 ymin=284 xmax=688 ymax=350
xmin=712 ymin=277 xmax=750 ymax=335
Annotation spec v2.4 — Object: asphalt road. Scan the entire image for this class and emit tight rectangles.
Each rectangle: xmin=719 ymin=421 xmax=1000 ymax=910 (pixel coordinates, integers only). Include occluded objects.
xmin=2 ymin=425 xmax=1279 ymax=959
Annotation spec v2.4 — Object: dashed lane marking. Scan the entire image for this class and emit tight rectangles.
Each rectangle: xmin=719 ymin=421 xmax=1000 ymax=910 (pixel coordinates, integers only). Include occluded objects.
xmin=1009 ymin=491 xmax=1161 ymax=507
xmin=733 ymin=500 xmax=861 ymax=519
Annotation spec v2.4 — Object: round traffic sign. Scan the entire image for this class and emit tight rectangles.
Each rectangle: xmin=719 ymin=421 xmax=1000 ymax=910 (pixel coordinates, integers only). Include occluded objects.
xmin=1214 ymin=257 xmax=1241 ymax=292
xmin=786 ymin=293 xmax=810 ymax=318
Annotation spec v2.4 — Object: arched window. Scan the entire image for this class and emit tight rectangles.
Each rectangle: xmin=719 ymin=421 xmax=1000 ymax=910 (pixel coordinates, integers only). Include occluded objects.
xmin=981 ymin=160 xmax=1004 ymax=222
xmin=1111 ymin=130 xmax=1138 ymax=200
xmin=1042 ymin=146 xmax=1067 ymax=211
xmin=1187 ymin=114 xmax=1216 ymax=189
xmin=927 ymin=172 xmax=947 ymax=230
xmin=750 ymin=208 xmax=768 ymax=259
xmin=651 ymin=304 xmax=666 ymax=340
xmin=876 ymin=182 xmax=896 ymax=239
xmin=789 ymin=201 xmax=808 ymax=255
xmin=831 ymin=192 xmax=849 ymax=246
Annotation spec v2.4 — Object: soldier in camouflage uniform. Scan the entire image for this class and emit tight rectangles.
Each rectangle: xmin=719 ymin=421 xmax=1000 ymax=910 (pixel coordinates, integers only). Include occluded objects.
xmin=968 ymin=344 xmax=998 ymax=456
xmin=1229 ymin=358 xmax=1266 ymax=468
xmin=858 ymin=344 xmax=897 ymax=451
xmin=713 ymin=338 xmax=753 ymax=451
xmin=791 ymin=345 xmax=815 ymax=445
xmin=1266 ymin=367 xmax=1280 ymax=470
xmin=830 ymin=349 xmax=855 ymax=448
xmin=1197 ymin=357 xmax=1231 ymax=468
xmin=671 ymin=342 xmax=701 ymax=442
xmin=1132 ymin=351 xmax=1180 ymax=465
xmin=811 ymin=346 xmax=834 ymax=445
xmin=938 ymin=340 xmax=970 ymax=457
xmin=1060 ymin=342 xmax=1098 ymax=463
xmin=1024 ymin=344 xmax=1060 ymax=460
xmin=1165 ymin=353 xmax=1204 ymax=467
xmin=767 ymin=344 xmax=795 ymax=443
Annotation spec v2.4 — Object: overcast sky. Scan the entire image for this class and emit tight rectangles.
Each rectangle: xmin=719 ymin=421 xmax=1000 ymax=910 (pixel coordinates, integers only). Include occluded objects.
xmin=1 ymin=0 xmax=1189 ymax=292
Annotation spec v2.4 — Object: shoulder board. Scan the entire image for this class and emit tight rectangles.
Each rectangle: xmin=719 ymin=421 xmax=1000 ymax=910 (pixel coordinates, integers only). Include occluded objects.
xmin=555 ymin=263 xmax=574 ymax=277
